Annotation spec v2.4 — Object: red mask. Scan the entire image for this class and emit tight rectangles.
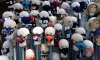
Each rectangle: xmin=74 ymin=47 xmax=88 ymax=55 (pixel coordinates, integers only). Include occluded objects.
xmin=16 ymin=36 xmax=26 ymax=43
xmin=46 ymin=35 xmax=54 ymax=43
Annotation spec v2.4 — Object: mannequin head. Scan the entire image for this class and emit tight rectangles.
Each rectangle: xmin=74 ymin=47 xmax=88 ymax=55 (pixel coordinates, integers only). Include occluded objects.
xmin=85 ymin=3 xmax=98 ymax=16
xmin=87 ymin=17 xmax=100 ymax=31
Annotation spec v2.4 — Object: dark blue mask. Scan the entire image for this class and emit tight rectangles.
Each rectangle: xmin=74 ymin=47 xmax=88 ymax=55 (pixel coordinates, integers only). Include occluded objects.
xmin=2 ymin=28 xmax=14 ymax=35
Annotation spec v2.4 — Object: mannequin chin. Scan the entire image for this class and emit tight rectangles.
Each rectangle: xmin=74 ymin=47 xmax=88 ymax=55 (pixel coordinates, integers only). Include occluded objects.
xmin=89 ymin=13 xmax=95 ymax=16
xmin=90 ymin=20 xmax=99 ymax=31
xmin=89 ymin=4 xmax=97 ymax=16
xmin=96 ymin=36 xmax=100 ymax=46
xmin=96 ymin=43 xmax=100 ymax=46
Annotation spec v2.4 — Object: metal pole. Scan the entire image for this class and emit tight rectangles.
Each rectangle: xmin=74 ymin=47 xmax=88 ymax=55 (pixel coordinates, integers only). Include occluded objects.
xmin=49 ymin=45 xmax=52 ymax=60
xmin=36 ymin=45 xmax=39 ymax=60
xmin=14 ymin=48 xmax=16 ymax=60
xmin=22 ymin=47 xmax=25 ymax=60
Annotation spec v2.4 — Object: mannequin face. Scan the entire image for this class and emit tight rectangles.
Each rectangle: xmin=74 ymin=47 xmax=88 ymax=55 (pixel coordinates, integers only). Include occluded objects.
xmin=89 ymin=4 xmax=97 ymax=15
xmin=90 ymin=20 xmax=99 ymax=31
xmin=96 ymin=35 xmax=100 ymax=45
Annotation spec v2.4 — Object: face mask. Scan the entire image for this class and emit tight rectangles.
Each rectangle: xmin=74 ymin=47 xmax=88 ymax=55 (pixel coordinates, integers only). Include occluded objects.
xmin=16 ymin=36 xmax=26 ymax=43
xmin=46 ymin=35 xmax=54 ymax=43
xmin=85 ymin=48 xmax=94 ymax=57
xmin=75 ymin=41 xmax=86 ymax=49
xmin=32 ymin=35 xmax=41 ymax=41
xmin=15 ymin=9 xmax=22 ymax=13
xmin=21 ymin=17 xmax=31 ymax=24
xmin=42 ymin=5 xmax=51 ymax=11
xmin=2 ymin=28 xmax=14 ymax=35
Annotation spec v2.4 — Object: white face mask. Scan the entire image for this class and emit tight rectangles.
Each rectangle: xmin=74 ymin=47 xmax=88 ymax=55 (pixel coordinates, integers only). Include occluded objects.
xmin=85 ymin=52 xmax=92 ymax=57
xmin=96 ymin=43 xmax=100 ymax=46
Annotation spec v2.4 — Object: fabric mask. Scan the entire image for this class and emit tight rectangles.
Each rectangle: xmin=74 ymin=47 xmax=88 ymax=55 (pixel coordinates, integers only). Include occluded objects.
xmin=2 ymin=28 xmax=14 ymax=35
xmin=16 ymin=36 xmax=26 ymax=43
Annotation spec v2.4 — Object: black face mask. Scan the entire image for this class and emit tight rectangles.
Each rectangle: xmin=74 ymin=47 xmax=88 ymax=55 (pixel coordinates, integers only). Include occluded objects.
xmin=60 ymin=48 xmax=69 ymax=55
xmin=72 ymin=22 xmax=78 ymax=28
xmin=79 ymin=1 xmax=87 ymax=12
xmin=73 ymin=6 xmax=81 ymax=13
xmin=15 ymin=9 xmax=22 ymax=13
xmin=32 ymin=4 xmax=39 ymax=10
xmin=42 ymin=5 xmax=51 ymax=11
xmin=41 ymin=17 xmax=49 ymax=21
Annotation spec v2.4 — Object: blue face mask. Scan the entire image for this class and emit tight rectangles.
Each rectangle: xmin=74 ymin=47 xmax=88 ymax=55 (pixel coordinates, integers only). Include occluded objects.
xmin=2 ymin=27 xmax=14 ymax=35
xmin=21 ymin=0 xmax=31 ymax=10
xmin=75 ymin=41 xmax=86 ymax=49
xmin=21 ymin=17 xmax=31 ymax=24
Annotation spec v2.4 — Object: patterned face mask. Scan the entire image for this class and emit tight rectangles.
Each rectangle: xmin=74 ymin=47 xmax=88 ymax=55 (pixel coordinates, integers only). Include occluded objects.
xmin=16 ymin=36 xmax=26 ymax=43
xmin=2 ymin=27 xmax=14 ymax=35
xmin=32 ymin=34 xmax=41 ymax=41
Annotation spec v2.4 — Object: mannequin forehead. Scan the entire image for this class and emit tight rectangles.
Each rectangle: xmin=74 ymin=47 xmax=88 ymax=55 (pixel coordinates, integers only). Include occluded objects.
xmin=90 ymin=19 xmax=99 ymax=23
xmin=89 ymin=4 xmax=97 ymax=8
xmin=88 ymin=4 xmax=97 ymax=11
